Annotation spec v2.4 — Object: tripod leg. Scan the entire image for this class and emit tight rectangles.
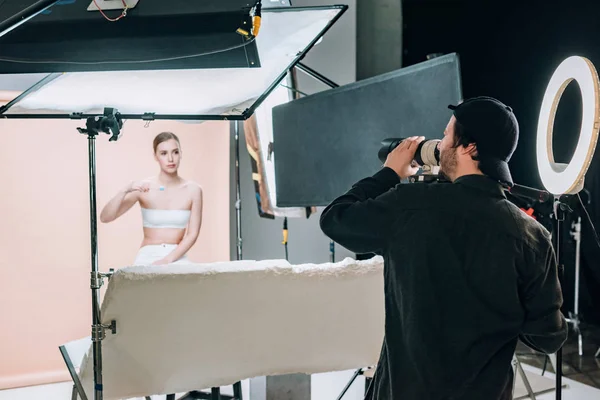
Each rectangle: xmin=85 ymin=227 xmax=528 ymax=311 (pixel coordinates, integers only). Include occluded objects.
xmin=365 ymin=377 xmax=373 ymax=397
xmin=514 ymin=355 xmax=536 ymax=400
xmin=72 ymin=385 xmax=78 ymax=400
xmin=211 ymin=387 xmax=221 ymax=400
xmin=548 ymin=353 xmax=557 ymax=373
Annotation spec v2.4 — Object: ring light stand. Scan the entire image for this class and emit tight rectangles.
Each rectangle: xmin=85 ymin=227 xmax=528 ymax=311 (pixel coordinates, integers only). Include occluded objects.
xmin=535 ymin=55 xmax=600 ymax=400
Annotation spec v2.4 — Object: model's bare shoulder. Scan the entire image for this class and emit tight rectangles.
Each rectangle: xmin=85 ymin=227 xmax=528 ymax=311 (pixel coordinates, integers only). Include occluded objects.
xmin=184 ymin=180 xmax=203 ymax=197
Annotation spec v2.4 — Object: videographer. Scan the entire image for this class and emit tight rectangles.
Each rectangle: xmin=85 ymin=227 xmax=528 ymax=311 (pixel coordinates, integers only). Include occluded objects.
xmin=320 ymin=97 xmax=568 ymax=400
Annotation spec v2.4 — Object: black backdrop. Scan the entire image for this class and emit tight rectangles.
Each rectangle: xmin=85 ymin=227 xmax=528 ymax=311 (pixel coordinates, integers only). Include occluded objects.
xmin=402 ymin=0 xmax=600 ymax=323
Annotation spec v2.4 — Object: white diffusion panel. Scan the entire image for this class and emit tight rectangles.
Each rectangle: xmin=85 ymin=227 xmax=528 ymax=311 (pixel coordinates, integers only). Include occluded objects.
xmin=70 ymin=257 xmax=385 ymax=399
xmin=3 ymin=8 xmax=343 ymax=117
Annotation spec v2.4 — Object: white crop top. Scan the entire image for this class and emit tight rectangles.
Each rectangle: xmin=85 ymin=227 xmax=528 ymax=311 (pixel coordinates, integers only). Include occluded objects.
xmin=141 ymin=208 xmax=191 ymax=229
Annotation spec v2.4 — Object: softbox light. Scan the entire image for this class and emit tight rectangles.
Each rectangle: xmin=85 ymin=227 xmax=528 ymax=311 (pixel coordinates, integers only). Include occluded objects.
xmin=0 ymin=4 xmax=347 ymax=121
xmin=271 ymin=53 xmax=463 ymax=207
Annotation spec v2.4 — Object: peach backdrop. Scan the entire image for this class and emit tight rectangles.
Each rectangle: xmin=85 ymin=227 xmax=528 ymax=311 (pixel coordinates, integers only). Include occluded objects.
xmin=0 ymin=117 xmax=231 ymax=389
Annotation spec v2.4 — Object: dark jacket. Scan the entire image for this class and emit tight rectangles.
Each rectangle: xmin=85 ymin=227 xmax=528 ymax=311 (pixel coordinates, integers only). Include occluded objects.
xmin=319 ymin=168 xmax=568 ymax=400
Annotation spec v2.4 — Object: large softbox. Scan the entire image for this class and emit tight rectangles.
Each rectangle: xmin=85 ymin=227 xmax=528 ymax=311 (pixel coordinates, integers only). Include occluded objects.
xmin=0 ymin=2 xmax=347 ymax=121
xmin=271 ymin=53 xmax=463 ymax=207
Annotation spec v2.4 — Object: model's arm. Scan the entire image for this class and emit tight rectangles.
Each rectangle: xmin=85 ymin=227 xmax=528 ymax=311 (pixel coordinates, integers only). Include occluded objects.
xmin=158 ymin=184 xmax=203 ymax=264
xmin=519 ymin=243 xmax=568 ymax=354
xmin=99 ymin=181 xmax=146 ymax=223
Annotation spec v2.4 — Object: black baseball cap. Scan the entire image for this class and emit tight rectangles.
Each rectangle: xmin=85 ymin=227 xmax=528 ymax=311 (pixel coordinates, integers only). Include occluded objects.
xmin=448 ymin=96 xmax=519 ymax=186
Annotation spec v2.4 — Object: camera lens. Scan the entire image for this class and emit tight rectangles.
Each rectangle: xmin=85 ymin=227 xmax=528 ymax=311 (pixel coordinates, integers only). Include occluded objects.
xmin=378 ymin=138 xmax=403 ymax=163
xmin=378 ymin=138 xmax=441 ymax=166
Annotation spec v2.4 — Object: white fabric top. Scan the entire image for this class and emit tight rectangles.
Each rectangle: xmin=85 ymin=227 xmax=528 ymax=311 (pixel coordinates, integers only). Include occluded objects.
xmin=141 ymin=208 xmax=191 ymax=229
xmin=67 ymin=257 xmax=385 ymax=399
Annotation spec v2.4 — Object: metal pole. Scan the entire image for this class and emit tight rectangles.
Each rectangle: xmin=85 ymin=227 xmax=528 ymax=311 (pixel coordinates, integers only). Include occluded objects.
xmin=553 ymin=198 xmax=562 ymax=400
xmin=0 ymin=0 xmax=60 ymax=39
xmin=233 ymin=121 xmax=244 ymax=400
xmin=295 ymin=62 xmax=340 ymax=88
xmin=88 ymin=133 xmax=104 ymax=400
xmin=235 ymin=121 xmax=242 ymax=261
xmin=572 ymin=217 xmax=583 ymax=356
xmin=330 ymin=241 xmax=335 ymax=263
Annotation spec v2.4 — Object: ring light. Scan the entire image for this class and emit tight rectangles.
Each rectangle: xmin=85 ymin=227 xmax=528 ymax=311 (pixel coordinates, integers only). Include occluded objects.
xmin=536 ymin=56 xmax=600 ymax=195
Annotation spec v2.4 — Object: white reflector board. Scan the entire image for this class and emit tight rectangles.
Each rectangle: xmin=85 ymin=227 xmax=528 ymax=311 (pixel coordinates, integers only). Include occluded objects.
xmin=0 ymin=6 xmax=346 ymax=120
xmin=65 ymin=257 xmax=384 ymax=399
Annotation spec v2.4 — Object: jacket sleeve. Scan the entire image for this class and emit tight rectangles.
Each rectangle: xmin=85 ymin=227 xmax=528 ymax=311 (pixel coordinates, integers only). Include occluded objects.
xmin=319 ymin=167 xmax=403 ymax=255
xmin=519 ymin=243 xmax=568 ymax=354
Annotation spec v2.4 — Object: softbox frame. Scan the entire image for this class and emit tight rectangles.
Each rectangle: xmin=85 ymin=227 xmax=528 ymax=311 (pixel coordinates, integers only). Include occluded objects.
xmin=271 ymin=53 xmax=463 ymax=207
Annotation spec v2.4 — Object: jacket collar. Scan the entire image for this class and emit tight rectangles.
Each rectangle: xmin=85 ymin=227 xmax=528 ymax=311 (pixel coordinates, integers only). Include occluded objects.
xmin=452 ymin=174 xmax=507 ymax=198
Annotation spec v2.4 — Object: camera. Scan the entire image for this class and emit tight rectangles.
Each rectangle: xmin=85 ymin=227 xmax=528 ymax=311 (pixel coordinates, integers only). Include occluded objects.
xmin=378 ymin=138 xmax=441 ymax=167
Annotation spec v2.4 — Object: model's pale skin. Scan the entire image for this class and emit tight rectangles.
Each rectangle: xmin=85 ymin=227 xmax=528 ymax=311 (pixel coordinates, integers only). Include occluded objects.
xmin=100 ymin=138 xmax=203 ymax=265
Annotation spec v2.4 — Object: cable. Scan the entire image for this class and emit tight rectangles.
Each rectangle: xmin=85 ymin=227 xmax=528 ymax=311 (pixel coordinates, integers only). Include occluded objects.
xmin=92 ymin=0 xmax=128 ymax=22
xmin=0 ymin=37 xmax=255 ymax=65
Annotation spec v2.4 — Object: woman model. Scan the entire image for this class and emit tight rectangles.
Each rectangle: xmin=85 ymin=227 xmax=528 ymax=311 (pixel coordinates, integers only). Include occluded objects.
xmin=100 ymin=132 xmax=203 ymax=265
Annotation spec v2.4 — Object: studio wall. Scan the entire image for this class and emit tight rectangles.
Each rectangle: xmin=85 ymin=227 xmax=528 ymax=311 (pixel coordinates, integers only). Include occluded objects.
xmin=0 ymin=116 xmax=230 ymax=389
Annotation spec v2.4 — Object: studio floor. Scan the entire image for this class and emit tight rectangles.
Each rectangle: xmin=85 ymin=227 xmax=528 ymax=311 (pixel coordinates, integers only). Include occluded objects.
xmin=2 ymin=325 xmax=600 ymax=400
xmin=2 ymin=366 xmax=600 ymax=400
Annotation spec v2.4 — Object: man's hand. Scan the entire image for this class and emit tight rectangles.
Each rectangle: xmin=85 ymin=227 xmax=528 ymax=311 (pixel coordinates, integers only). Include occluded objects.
xmin=384 ymin=136 xmax=425 ymax=179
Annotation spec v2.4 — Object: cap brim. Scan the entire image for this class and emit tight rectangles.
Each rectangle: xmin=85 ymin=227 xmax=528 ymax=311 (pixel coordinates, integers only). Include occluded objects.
xmin=448 ymin=104 xmax=458 ymax=110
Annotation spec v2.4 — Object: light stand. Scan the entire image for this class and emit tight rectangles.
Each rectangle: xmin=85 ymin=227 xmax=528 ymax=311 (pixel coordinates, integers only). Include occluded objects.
xmin=548 ymin=194 xmax=588 ymax=398
xmin=507 ymin=185 xmax=573 ymax=400
xmin=235 ymin=120 xmax=243 ymax=261
xmin=566 ymin=215 xmax=583 ymax=356
xmin=233 ymin=119 xmax=244 ymax=399
xmin=76 ymin=108 xmax=123 ymax=400
xmin=551 ymin=196 xmax=567 ymax=400
xmin=532 ymin=54 xmax=600 ymax=400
